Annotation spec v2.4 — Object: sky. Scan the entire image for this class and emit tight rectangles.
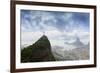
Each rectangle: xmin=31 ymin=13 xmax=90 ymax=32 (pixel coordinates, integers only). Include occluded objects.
xmin=20 ymin=9 xmax=90 ymax=49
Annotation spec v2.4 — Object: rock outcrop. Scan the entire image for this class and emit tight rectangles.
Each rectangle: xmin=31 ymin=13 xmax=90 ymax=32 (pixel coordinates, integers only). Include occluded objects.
xmin=21 ymin=35 xmax=55 ymax=63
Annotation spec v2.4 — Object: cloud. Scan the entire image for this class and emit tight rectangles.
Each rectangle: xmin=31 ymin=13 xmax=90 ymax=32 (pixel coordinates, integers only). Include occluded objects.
xmin=21 ymin=29 xmax=89 ymax=49
xmin=21 ymin=31 xmax=43 ymax=46
xmin=21 ymin=10 xmax=89 ymax=32
xmin=21 ymin=10 xmax=90 ymax=49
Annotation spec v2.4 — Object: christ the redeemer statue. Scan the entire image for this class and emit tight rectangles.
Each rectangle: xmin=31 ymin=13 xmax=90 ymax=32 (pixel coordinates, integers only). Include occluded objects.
xmin=43 ymin=31 xmax=45 ymax=35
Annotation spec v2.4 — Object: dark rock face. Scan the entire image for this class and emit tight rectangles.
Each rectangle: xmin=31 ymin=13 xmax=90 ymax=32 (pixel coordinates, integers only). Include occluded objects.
xmin=21 ymin=35 xmax=55 ymax=63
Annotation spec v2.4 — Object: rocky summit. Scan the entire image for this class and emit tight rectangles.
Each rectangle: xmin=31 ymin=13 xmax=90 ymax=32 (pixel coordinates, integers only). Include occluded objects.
xmin=21 ymin=35 xmax=55 ymax=63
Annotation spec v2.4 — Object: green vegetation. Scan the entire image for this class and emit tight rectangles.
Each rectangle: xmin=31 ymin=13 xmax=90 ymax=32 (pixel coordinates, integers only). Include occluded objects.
xmin=21 ymin=35 xmax=55 ymax=63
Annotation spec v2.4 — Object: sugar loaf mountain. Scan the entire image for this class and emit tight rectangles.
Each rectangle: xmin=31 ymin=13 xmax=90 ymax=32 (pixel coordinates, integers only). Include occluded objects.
xmin=52 ymin=37 xmax=89 ymax=61
xmin=21 ymin=35 xmax=55 ymax=63
xmin=21 ymin=35 xmax=89 ymax=63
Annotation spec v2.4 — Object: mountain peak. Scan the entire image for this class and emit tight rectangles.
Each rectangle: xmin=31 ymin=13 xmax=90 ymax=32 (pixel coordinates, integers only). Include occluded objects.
xmin=71 ymin=37 xmax=85 ymax=48
xmin=65 ymin=37 xmax=84 ymax=48
xmin=21 ymin=34 xmax=55 ymax=62
xmin=76 ymin=37 xmax=80 ymax=42
xmin=34 ymin=34 xmax=51 ymax=49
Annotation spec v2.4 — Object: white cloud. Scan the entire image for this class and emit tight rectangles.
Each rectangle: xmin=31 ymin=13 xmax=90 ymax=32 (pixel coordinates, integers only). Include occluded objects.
xmin=21 ymin=31 xmax=43 ymax=46
xmin=21 ymin=28 xmax=89 ymax=48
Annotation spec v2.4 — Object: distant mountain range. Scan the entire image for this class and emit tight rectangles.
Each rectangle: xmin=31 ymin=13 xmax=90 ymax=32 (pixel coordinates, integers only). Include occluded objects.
xmin=52 ymin=37 xmax=90 ymax=61
xmin=65 ymin=37 xmax=85 ymax=48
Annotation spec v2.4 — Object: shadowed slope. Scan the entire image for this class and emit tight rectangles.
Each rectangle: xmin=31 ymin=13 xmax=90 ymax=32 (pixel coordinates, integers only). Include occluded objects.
xmin=21 ymin=35 xmax=55 ymax=63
